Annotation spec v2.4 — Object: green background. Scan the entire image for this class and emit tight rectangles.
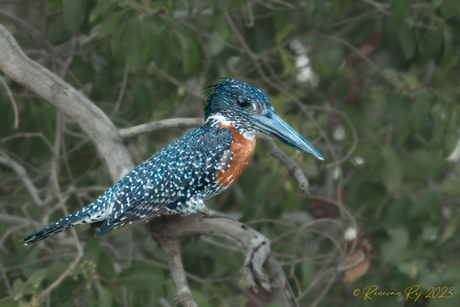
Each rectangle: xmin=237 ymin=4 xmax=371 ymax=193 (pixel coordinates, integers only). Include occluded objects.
xmin=1 ymin=0 xmax=460 ymax=306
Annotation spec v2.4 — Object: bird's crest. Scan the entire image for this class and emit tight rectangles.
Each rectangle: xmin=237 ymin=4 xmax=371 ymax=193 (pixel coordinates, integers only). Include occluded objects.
xmin=204 ymin=78 xmax=231 ymax=99
xmin=204 ymin=78 xmax=233 ymax=119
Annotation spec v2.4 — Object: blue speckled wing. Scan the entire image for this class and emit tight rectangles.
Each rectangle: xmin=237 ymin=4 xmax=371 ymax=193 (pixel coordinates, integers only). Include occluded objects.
xmin=95 ymin=126 xmax=233 ymax=236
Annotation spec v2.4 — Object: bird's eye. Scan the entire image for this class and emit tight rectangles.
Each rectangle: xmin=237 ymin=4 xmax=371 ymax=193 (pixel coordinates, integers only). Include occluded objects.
xmin=237 ymin=99 xmax=250 ymax=108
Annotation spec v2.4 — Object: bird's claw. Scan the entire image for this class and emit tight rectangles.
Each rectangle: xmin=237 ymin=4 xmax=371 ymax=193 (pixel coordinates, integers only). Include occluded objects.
xmin=197 ymin=208 xmax=234 ymax=221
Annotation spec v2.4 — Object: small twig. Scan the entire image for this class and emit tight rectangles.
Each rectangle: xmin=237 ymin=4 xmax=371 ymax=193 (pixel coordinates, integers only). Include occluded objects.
xmin=259 ymin=135 xmax=311 ymax=197
xmin=0 ymin=75 xmax=19 ymax=129
xmin=0 ymin=259 xmax=12 ymax=297
xmin=0 ymin=213 xmax=43 ymax=228
xmin=314 ymin=32 xmax=379 ymax=71
xmin=119 ymin=118 xmax=204 ymax=139
xmin=151 ymin=64 xmax=204 ymax=100
xmin=116 ymin=256 xmax=239 ymax=285
xmin=337 ymin=250 xmax=365 ymax=271
xmin=245 ymin=1 xmax=254 ymax=27
xmin=112 ymin=64 xmax=129 ymax=116
xmin=0 ymin=223 xmax=29 ymax=254
xmin=0 ymin=10 xmax=51 ymax=49
xmin=179 ymin=20 xmax=244 ymax=53
xmin=0 ymin=149 xmax=43 ymax=206
xmin=37 ymin=112 xmax=83 ymax=303
xmin=0 ymin=132 xmax=54 ymax=154
xmin=5 ymin=254 xmax=76 ymax=273
xmin=308 ymin=269 xmax=338 ymax=307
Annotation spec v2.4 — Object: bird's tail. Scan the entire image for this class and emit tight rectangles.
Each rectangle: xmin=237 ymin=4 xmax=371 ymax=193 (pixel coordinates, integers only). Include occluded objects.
xmin=21 ymin=213 xmax=83 ymax=245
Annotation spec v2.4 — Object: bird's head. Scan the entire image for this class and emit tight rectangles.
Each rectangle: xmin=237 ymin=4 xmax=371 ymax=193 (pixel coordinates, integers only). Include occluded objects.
xmin=205 ymin=79 xmax=323 ymax=160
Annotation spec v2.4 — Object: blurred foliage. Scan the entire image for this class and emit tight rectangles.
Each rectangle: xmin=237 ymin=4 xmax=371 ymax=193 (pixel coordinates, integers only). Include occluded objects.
xmin=1 ymin=0 xmax=460 ymax=306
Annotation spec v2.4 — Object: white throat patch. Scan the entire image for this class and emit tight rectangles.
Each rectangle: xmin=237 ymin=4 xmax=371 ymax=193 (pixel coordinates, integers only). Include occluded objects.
xmin=207 ymin=114 xmax=233 ymax=126
xmin=242 ymin=131 xmax=256 ymax=141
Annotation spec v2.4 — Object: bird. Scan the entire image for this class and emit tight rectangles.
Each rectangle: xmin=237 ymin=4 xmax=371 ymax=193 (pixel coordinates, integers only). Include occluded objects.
xmin=22 ymin=79 xmax=323 ymax=245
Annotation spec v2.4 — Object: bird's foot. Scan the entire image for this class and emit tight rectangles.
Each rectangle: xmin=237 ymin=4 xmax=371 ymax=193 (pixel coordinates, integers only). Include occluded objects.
xmin=197 ymin=207 xmax=235 ymax=221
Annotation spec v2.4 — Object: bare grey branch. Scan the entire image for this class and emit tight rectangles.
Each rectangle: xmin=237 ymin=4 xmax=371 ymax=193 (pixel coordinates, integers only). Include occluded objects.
xmin=259 ymin=135 xmax=311 ymax=197
xmin=0 ymin=24 xmax=134 ymax=181
xmin=119 ymin=118 xmax=204 ymax=139
xmin=147 ymin=216 xmax=299 ymax=307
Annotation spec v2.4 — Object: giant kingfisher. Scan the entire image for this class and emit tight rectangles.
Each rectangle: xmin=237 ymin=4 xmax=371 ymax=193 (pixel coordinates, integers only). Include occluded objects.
xmin=22 ymin=79 xmax=323 ymax=245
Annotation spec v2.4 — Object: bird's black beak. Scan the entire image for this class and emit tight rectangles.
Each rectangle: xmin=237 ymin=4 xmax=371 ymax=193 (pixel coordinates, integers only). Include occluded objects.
xmin=250 ymin=109 xmax=324 ymax=160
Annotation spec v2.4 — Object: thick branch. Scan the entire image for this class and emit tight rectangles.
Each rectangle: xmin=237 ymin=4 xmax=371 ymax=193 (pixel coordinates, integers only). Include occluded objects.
xmin=147 ymin=216 xmax=299 ymax=307
xmin=0 ymin=24 xmax=134 ymax=181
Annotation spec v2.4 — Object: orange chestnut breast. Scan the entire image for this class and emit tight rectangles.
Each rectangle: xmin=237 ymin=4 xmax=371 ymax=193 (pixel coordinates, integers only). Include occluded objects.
xmin=216 ymin=125 xmax=256 ymax=186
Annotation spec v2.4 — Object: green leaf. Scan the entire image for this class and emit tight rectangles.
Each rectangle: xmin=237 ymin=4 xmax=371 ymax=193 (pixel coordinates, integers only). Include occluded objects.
xmin=441 ymin=264 xmax=460 ymax=282
xmin=110 ymin=23 xmax=126 ymax=61
xmin=83 ymin=285 xmax=98 ymax=307
xmin=439 ymin=210 xmax=460 ymax=243
xmin=382 ymin=195 xmax=412 ymax=228
xmin=380 ymin=146 xmax=402 ymax=193
xmin=117 ymin=264 xmax=163 ymax=289
xmin=432 ymin=0 xmax=444 ymax=7
xmin=12 ymin=279 xmax=26 ymax=299
xmin=394 ymin=119 xmax=412 ymax=146
xmin=409 ymin=192 xmax=437 ymax=219
xmin=403 ymin=150 xmax=447 ymax=179
xmin=397 ymin=24 xmax=416 ymax=59
xmin=390 ymin=0 xmax=411 ymax=22
xmin=385 ymin=94 xmax=411 ymax=121
xmin=190 ymin=290 xmax=211 ymax=307
xmin=210 ymin=0 xmax=231 ymax=14
xmin=420 ymin=29 xmax=443 ymax=63
xmin=408 ymin=93 xmax=430 ymax=131
xmin=276 ymin=24 xmax=296 ymax=43
xmin=441 ymin=27 xmax=453 ymax=67
xmin=420 ymin=226 xmax=439 ymax=242
xmin=99 ymin=11 xmax=125 ymax=38
xmin=382 ymin=227 xmax=409 ymax=263
xmin=139 ymin=17 xmax=161 ymax=63
xmin=175 ymin=32 xmax=199 ymax=74
xmin=84 ymin=237 xmax=101 ymax=262
xmin=254 ymin=173 xmax=280 ymax=200
xmin=0 ymin=298 xmax=17 ymax=307
xmin=90 ymin=0 xmax=119 ymax=22
xmin=207 ymin=26 xmax=228 ymax=56
xmin=97 ymin=282 xmax=112 ymax=307
xmin=23 ymin=269 xmax=47 ymax=294
xmin=439 ymin=0 xmax=460 ymax=18
xmin=46 ymin=262 xmax=70 ymax=281
xmin=97 ymin=250 xmax=115 ymax=280
xmin=64 ymin=0 xmax=88 ymax=34
xmin=123 ymin=19 xmax=143 ymax=71
xmin=429 ymin=103 xmax=447 ymax=145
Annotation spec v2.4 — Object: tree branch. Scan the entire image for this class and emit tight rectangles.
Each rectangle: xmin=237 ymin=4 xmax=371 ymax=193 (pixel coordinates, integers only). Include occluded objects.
xmin=0 ymin=75 xmax=19 ymax=129
xmin=258 ymin=135 xmax=311 ymax=197
xmin=0 ymin=23 xmax=311 ymax=306
xmin=0 ymin=24 xmax=134 ymax=181
xmin=119 ymin=118 xmax=205 ymax=139
xmin=152 ymin=235 xmax=198 ymax=307
xmin=0 ymin=149 xmax=43 ymax=206
xmin=147 ymin=216 xmax=299 ymax=307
